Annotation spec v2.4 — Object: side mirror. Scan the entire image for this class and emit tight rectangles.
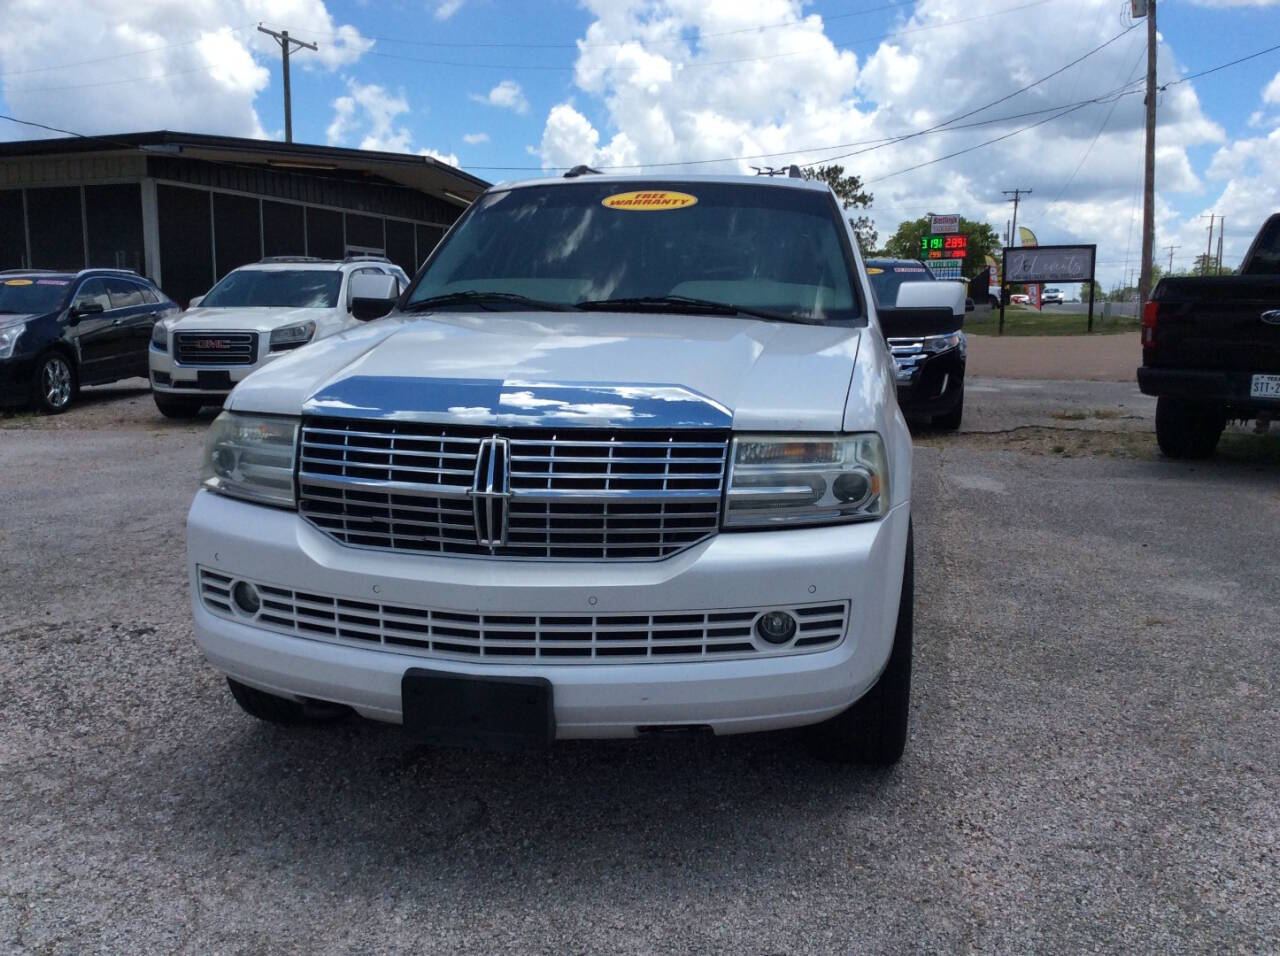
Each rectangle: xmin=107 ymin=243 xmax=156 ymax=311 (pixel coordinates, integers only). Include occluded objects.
xmin=69 ymin=302 xmax=104 ymax=324
xmin=894 ymin=280 xmax=967 ymax=315
xmin=349 ymin=273 xmax=399 ymax=321
xmin=187 ymin=295 xmax=205 ymax=310
xmin=965 ymin=297 xmax=975 ymax=313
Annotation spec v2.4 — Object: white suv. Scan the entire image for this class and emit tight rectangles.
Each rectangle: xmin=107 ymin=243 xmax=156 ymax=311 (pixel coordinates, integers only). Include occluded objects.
xmin=186 ymin=173 xmax=946 ymax=764
xmin=148 ymin=256 xmax=409 ymax=418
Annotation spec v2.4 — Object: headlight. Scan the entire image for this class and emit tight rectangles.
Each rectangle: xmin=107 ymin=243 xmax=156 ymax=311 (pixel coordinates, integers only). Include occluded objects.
xmin=924 ymin=331 xmax=964 ymax=353
xmin=0 ymin=323 xmax=23 ymax=360
xmin=269 ymin=321 xmax=316 ymax=352
xmin=724 ymin=433 xmax=888 ymax=528
xmin=199 ymin=411 xmax=298 ymax=508
xmin=150 ymin=319 xmax=171 ymax=351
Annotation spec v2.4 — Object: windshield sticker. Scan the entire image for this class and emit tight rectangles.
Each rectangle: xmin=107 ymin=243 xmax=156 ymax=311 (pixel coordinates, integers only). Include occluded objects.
xmin=894 ymin=267 xmax=927 ymax=272
xmin=3 ymin=278 xmax=33 ymax=286
xmin=36 ymin=278 xmax=70 ymax=285
xmin=602 ymin=190 xmax=698 ymax=211
xmin=866 ymin=267 xmax=884 ymax=275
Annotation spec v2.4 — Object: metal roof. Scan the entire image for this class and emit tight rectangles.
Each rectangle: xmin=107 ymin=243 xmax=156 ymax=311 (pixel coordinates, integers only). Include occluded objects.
xmin=0 ymin=130 xmax=490 ymax=207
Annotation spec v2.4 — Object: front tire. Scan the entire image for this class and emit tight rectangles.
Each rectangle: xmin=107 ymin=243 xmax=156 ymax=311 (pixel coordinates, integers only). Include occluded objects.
xmin=32 ymin=351 xmax=76 ymax=414
xmin=1155 ymin=396 xmax=1225 ymax=460
xmin=806 ymin=522 xmax=913 ymax=765
xmin=153 ymin=394 xmax=203 ymax=419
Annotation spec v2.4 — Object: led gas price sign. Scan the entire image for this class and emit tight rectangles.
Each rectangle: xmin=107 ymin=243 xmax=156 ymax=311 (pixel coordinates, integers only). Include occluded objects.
xmin=921 ymin=234 xmax=968 ymax=261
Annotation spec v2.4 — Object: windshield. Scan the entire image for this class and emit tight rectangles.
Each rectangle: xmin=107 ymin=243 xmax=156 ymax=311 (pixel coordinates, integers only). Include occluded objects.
xmin=0 ymin=277 xmax=72 ymax=314
xmin=864 ymin=261 xmax=934 ymax=308
xmin=201 ymin=269 xmax=342 ymax=309
xmin=406 ymin=181 xmax=863 ymax=322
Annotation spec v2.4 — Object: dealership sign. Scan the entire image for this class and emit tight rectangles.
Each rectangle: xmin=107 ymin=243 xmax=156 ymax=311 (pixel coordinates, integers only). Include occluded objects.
xmin=1002 ymin=244 xmax=1096 ymax=284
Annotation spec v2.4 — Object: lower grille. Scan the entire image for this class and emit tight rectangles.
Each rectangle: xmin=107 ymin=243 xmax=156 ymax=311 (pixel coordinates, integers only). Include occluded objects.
xmin=198 ymin=568 xmax=848 ymax=664
xmin=175 ymin=331 xmax=257 ymax=366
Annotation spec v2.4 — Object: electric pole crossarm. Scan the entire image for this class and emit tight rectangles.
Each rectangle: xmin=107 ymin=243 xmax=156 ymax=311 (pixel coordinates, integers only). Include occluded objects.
xmin=257 ymin=24 xmax=318 ymax=144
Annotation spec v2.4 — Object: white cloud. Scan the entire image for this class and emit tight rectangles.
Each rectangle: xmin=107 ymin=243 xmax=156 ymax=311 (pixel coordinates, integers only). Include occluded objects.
xmin=537 ymin=0 xmax=1230 ymax=288
xmin=325 ymin=78 xmax=458 ymax=165
xmin=434 ymin=0 xmax=464 ymax=20
xmin=1265 ymin=70 xmax=1280 ymax=104
xmin=472 ymin=79 xmax=529 ymax=114
xmin=0 ymin=0 xmax=370 ymax=140
xmin=419 ymin=146 xmax=461 ymax=167
xmin=462 ymin=132 xmax=490 ymax=144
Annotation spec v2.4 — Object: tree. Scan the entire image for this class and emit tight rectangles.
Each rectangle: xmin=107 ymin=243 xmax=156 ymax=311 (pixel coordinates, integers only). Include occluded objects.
xmin=802 ymin=165 xmax=877 ymax=253
xmin=883 ymin=216 xmax=1001 ymax=279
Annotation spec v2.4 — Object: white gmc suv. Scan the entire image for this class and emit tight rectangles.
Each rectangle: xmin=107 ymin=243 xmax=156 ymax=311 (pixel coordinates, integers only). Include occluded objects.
xmin=187 ymin=172 xmax=947 ymax=764
xmin=149 ymin=256 xmax=408 ymax=418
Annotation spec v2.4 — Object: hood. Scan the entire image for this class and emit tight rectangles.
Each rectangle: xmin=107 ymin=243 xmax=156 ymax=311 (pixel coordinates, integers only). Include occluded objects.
xmin=169 ymin=306 xmax=326 ymax=335
xmin=228 ymin=311 xmax=861 ymax=431
xmin=0 ymin=313 xmax=37 ymax=330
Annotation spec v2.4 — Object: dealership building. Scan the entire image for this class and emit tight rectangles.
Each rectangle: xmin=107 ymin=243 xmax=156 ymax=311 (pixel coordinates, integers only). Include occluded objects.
xmin=0 ymin=131 xmax=489 ymax=306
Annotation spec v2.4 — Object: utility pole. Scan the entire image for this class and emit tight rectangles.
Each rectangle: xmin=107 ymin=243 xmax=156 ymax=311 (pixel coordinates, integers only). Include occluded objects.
xmin=1165 ymin=244 xmax=1179 ymax=274
xmin=257 ymin=24 xmax=317 ymax=143
xmin=1202 ymin=213 xmax=1216 ymax=274
xmin=1136 ymin=0 xmax=1157 ymax=314
xmin=1003 ymin=188 xmax=1032 ymax=248
xmin=1216 ymin=219 xmax=1225 ymax=275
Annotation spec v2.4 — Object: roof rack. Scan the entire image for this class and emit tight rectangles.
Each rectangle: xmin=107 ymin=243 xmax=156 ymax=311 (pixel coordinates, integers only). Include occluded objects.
xmin=563 ymin=164 xmax=602 ymax=178
xmin=342 ymin=254 xmax=392 ymax=264
xmin=79 ymin=267 xmax=140 ymax=276
xmin=0 ymin=268 xmax=58 ymax=275
xmin=751 ymin=165 xmax=806 ymax=179
xmin=258 ymin=256 xmax=327 ymax=264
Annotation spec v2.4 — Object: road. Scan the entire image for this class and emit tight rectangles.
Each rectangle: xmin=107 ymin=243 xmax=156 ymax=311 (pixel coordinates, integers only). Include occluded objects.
xmin=2 ymin=380 xmax=1277 ymax=953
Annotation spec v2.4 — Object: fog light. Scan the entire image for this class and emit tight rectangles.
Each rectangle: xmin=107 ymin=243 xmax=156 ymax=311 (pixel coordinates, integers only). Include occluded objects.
xmin=755 ymin=610 xmax=797 ymax=645
xmin=232 ymin=581 xmax=261 ymax=616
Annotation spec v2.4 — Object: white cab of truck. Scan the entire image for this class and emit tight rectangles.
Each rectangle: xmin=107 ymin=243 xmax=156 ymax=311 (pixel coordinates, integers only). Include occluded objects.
xmin=187 ymin=172 xmax=945 ymax=764
xmin=149 ymin=256 xmax=408 ymax=419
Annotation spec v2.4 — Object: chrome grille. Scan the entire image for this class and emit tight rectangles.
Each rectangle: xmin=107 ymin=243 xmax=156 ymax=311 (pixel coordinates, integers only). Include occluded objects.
xmin=175 ymin=331 xmax=258 ymax=366
xmin=887 ymin=337 xmax=927 ymax=381
xmin=198 ymin=568 xmax=847 ymax=663
xmin=297 ymin=418 xmax=729 ymax=560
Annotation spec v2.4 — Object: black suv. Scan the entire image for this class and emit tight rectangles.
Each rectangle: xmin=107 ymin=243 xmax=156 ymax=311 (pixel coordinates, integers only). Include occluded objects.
xmin=865 ymin=257 xmax=967 ymax=430
xmin=0 ymin=269 xmax=178 ymax=413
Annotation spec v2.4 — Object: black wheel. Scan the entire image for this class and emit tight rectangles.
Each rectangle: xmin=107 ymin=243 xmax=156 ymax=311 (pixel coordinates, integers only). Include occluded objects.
xmin=807 ymin=522 xmax=913 ymax=765
xmin=226 ymin=678 xmax=352 ymax=725
xmin=932 ymin=383 xmax=964 ymax=431
xmin=1155 ymin=397 xmax=1225 ymax=460
xmin=32 ymin=351 xmax=76 ymax=414
xmin=153 ymin=394 xmax=203 ymax=419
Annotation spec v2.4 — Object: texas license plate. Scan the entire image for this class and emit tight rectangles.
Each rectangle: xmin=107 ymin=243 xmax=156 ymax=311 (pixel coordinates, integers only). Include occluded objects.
xmin=1250 ymin=374 xmax=1280 ymax=399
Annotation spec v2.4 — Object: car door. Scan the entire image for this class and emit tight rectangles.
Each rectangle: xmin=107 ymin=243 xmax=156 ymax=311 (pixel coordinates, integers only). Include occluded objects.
xmin=67 ymin=278 xmax=123 ymax=384
xmin=104 ymin=277 xmax=160 ymax=377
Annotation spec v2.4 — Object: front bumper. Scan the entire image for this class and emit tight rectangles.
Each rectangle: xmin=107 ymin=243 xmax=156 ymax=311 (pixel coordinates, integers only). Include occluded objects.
xmin=149 ymin=344 xmax=275 ymax=398
xmin=188 ymin=490 xmax=911 ymax=738
xmin=893 ymin=347 xmax=966 ymax=418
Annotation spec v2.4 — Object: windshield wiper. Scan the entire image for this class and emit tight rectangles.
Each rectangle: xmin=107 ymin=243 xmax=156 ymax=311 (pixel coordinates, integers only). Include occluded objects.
xmin=403 ymin=290 xmax=573 ymax=312
xmin=574 ymin=295 xmax=820 ymax=325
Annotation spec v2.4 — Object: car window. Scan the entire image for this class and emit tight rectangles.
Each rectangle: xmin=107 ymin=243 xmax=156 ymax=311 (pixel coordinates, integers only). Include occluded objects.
xmin=407 ymin=181 xmax=863 ymax=322
xmin=0 ymin=276 xmax=72 ymax=314
xmin=201 ymin=269 xmax=342 ymax=308
xmin=72 ymin=278 xmax=112 ymax=313
xmin=105 ymin=278 xmax=147 ymax=309
xmin=864 ymin=261 xmax=934 ymax=307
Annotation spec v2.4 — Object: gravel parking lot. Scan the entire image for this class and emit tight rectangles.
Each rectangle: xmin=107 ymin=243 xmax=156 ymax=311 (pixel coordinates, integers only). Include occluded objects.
xmin=2 ymin=371 xmax=1277 ymax=953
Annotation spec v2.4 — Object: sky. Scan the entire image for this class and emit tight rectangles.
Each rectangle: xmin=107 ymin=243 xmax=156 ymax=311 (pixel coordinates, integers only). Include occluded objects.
xmin=1 ymin=0 xmax=1278 ymax=291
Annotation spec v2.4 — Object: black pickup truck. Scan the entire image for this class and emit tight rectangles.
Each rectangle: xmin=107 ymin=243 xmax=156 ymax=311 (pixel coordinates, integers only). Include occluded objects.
xmin=1138 ymin=214 xmax=1280 ymax=458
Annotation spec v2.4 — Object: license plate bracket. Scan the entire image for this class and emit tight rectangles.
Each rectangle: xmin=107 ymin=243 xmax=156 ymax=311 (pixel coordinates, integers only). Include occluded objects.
xmin=1250 ymin=373 xmax=1280 ymax=400
xmin=197 ymin=370 xmax=233 ymax=390
xmin=401 ymin=669 xmax=554 ymax=752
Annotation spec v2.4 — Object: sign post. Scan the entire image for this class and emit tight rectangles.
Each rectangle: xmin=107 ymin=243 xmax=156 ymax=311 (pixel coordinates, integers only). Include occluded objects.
xmin=1000 ymin=244 xmax=1098 ymax=335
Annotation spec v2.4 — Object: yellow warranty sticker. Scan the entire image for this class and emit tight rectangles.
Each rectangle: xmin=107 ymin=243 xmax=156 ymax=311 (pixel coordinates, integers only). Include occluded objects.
xmin=602 ymin=190 xmax=697 ymax=211
xmin=865 ymin=267 xmax=884 ymax=275
xmin=4 ymin=278 xmax=33 ymax=286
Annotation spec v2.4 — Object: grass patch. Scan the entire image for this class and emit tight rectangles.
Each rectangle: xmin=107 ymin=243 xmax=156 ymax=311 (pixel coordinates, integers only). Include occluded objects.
xmin=966 ymin=307 xmax=1140 ymax=337
xmin=1050 ymin=409 xmax=1126 ymax=422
